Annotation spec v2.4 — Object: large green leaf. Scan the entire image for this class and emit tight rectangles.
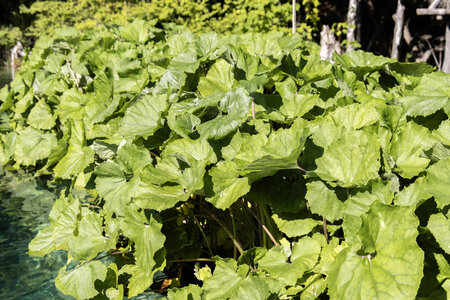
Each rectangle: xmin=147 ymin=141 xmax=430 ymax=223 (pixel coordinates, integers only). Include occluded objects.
xmin=29 ymin=194 xmax=80 ymax=257
xmin=54 ymin=121 xmax=94 ymax=179
xmin=120 ymin=19 xmax=150 ymax=44
xmin=68 ymin=208 xmax=113 ymax=260
xmin=425 ymin=157 xmax=450 ymax=208
xmin=197 ymin=88 xmax=251 ymax=140
xmin=205 ymin=161 xmax=251 ymax=209
xmin=14 ymin=127 xmax=57 ymax=166
xmin=202 ymin=258 xmax=271 ymax=300
xmin=168 ymin=285 xmax=202 ymax=300
xmin=234 ymin=119 xmax=308 ymax=177
xmin=198 ymin=59 xmax=235 ymax=97
xmin=119 ymin=93 xmax=168 ymax=139
xmin=135 ymin=138 xmax=216 ymax=210
xmin=122 ymin=208 xmax=166 ymax=275
xmin=95 ymin=161 xmax=140 ymax=214
xmin=328 ymin=202 xmax=423 ymax=300
xmin=315 ymin=130 xmax=381 ymax=187
xmin=168 ymin=88 xmax=251 ymax=140
xmin=394 ymin=176 xmax=430 ymax=207
xmin=389 ymin=122 xmax=435 ymax=179
xmin=305 ymin=180 xmax=345 ymax=222
xmin=55 ymin=261 xmax=107 ymax=300
xmin=310 ymin=103 xmax=379 ymax=149
xmin=399 ymin=72 xmax=450 ymax=117
xmin=428 ymin=213 xmax=450 ymax=254
xmin=272 ymin=213 xmax=321 ymax=238
xmin=169 ymin=52 xmax=200 ymax=73
xmin=332 ymin=50 xmax=396 ymax=77
xmin=27 ymin=100 xmax=56 ymax=130
xmin=257 ymin=236 xmax=321 ymax=286
xmin=275 ymin=78 xmax=318 ymax=119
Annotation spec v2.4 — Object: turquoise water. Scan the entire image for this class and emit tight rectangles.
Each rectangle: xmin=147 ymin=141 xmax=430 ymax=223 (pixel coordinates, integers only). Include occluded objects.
xmin=0 ymin=171 xmax=72 ymax=299
xmin=0 ymin=172 xmax=166 ymax=300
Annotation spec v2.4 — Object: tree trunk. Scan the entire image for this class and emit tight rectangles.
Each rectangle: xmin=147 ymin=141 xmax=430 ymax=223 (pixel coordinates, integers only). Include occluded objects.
xmin=443 ymin=18 xmax=450 ymax=73
xmin=391 ymin=0 xmax=406 ymax=59
xmin=292 ymin=0 xmax=297 ymax=34
xmin=346 ymin=0 xmax=360 ymax=52
xmin=320 ymin=25 xmax=341 ymax=61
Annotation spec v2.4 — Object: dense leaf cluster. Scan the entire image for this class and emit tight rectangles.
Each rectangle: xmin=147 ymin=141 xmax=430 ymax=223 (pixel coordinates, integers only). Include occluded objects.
xmin=0 ymin=20 xmax=449 ymax=299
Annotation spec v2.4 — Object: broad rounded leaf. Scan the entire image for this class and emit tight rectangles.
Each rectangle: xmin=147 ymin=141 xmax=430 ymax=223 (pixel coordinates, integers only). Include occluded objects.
xmin=428 ymin=213 xmax=450 ymax=254
xmin=55 ymin=261 xmax=107 ymax=300
xmin=14 ymin=127 xmax=57 ymax=166
xmin=315 ymin=131 xmax=380 ymax=187
xmin=328 ymin=202 xmax=423 ymax=300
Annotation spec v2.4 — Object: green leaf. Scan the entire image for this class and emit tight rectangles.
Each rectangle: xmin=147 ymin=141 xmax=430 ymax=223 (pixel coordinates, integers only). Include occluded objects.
xmin=54 ymin=121 xmax=94 ymax=179
xmin=328 ymin=202 xmax=423 ymax=300
xmin=389 ymin=122 xmax=435 ymax=179
xmin=235 ymin=119 xmax=308 ymax=176
xmin=120 ymin=19 xmax=150 ymax=44
xmin=257 ymin=236 xmax=321 ymax=286
xmin=168 ymin=285 xmax=202 ymax=300
xmin=394 ymin=176 xmax=430 ymax=207
xmin=275 ymin=78 xmax=318 ymax=119
xmin=198 ymin=59 xmax=235 ymax=97
xmin=315 ymin=131 xmax=381 ymax=187
xmin=197 ymin=88 xmax=251 ymax=140
xmin=332 ymin=50 xmax=396 ymax=77
xmin=202 ymin=259 xmax=242 ymax=300
xmin=14 ymin=127 xmax=57 ymax=166
xmin=95 ymin=161 xmax=140 ymax=215
xmin=272 ymin=213 xmax=321 ymax=238
xmin=432 ymin=120 xmax=450 ymax=146
xmin=27 ymin=100 xmax=56 ymax=130
xmin=29 ymin=194 xmax=80 ymax=257
xmin=68 ymin=208 xmax=112 ymax=260
xmin=55 ymin=261 xmax=107 ymax=300
xmin=120 ymin=93 xmax=168 ymax=139
xmin=202 ymin=258 xmax=271 ymax=300
xmin=426 ymin=157 xmax=450 ymax=208
xmin=169 ymin=52 xmax=200 ymax=73
xmin=205 ymin=161 xmax=251 ymax=209
xmin=310 ymin=103 xmax=379 ymax=149
xmin=428 ymin=213 xmax=450 ymax=254
xmin=122 ymin=208 xmax=166 ymax=275
xmin=399 ymin=72 xmax=450 ymax=117
xmin=305 ymin=180 xmax=345 ymax=222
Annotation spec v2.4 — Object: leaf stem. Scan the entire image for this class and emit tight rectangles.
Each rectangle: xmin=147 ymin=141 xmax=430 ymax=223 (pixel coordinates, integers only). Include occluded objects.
xmin=246 ymin=203 xmax=279 ymax=247
xmin=323 ymin=217 xmax=329 ymax=243
xmin=229 ymin=208 xmax=237 ymax=260
xmin=192 ymin=215 xmax=214 ymax=257
xmin=196 ymin=201 xmax=244 ymax=255
xmin=65 ymin=59 xmax=81 ymax=91
xmin=168 ymin=258 xmax=214 ymax=263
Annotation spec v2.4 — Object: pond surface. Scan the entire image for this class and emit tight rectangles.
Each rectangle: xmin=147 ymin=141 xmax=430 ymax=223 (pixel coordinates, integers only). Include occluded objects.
xmin=0 ymin=171 xmax=166 ymax=300
xmin=0 ymin=171 xmax=72 ymax=299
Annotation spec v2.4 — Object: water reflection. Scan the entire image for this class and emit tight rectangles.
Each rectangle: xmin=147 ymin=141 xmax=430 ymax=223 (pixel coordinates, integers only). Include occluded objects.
xmin=0 ymin=171 xmax=72 ymax=299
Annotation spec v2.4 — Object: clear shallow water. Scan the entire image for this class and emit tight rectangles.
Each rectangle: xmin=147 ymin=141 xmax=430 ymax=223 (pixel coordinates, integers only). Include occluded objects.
xmin=0 ymin=171 xmax=72 ymax=300
xmin=0 ymin=171 xmax=165 ymax=300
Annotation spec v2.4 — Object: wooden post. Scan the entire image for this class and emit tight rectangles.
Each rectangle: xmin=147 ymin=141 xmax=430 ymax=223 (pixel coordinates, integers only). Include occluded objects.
xmin=347 ymin=0 xmax=360 ymax=52
xmin=320 ymin=25 xmax=341 ymax=61
xmin=391 ymin=0 xmax=406 ymax=59
xmin=443 ymin=18 xmax=450 ymax=73
xmin=11 ymin=41 xmax=25 ymax=80
xmin=292 ymin=0 xmax=297 ymax=34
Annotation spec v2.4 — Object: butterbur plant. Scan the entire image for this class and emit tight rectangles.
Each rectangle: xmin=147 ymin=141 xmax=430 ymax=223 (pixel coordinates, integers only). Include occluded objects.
xmin=0 ymin=20 xmax=448 ymax=299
